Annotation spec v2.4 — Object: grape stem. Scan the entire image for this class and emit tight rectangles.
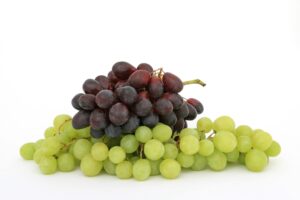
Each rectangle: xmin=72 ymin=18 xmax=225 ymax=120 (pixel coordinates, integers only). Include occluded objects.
xmin=139 ymin=144 xmax=144 ymax=159
xmin=183 ymin=79 xmax=206 ymax=87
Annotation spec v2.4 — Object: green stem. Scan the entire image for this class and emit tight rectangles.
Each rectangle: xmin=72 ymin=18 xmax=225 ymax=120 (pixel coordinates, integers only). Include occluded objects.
xmin=183 ymin=79 xmax=206 ymax=87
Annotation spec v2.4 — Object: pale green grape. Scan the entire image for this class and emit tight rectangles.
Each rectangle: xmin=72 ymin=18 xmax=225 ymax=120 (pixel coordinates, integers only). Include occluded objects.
xmin=213 ymin=131 xmax=237 ymax=153
xmin=40 ymin=137 xmax=62 ymax=156
xmin=91 ymin=142 xmax=109 ymax=161
xmin=132 ymin=159 xmax=151 ymax=181
xmin=180 ymin=128 xmax=200 ymax=139
xmin=197 ymin=117 xmax=213 ymax=133
xmin=149 ymin=159 xmax=162 ymax=176
xmin=238 ymin=153 xmax=246 ymax=164
xmin=129 ymin=156 xmax=139 ymax=164
xmin=120 ymin=135 xmax=139 ymax=153
xmin=163 ymin=143 xmax=179 ymax=159
xmin=33 ymin=149 xmax=46 ymax=164
xmin=20 ymin=143 xmax=36 ymax=160
xmin=68 ymin=142 xmax=75 ymax=154
xmin=245 ymin=149 xmax=268 ymax=172
xmin=61 ymin=121 xmax=77 ymax=139
xmin=76 ymin=127 xmax=91 ymax=138
xmin=39 ymin=156 xmax=57 ymax=174
xmin=34 ymin=139 xmax=45 ymax=150
xmin=207 ymin=149 xmax=227 ymax=171
xmin=144 ymin=139 xmax=165 ymax=161
xmin=103 ymin=159 xmax=116 ymax=175
xmin=90 ymin=137 xmax=104 ymax=144
xmin=53 ymin=114 xmax=71 ymax=130
xmin=108 ymin=146 xmax=126 ymax=164
xmin=73 ymin=139 xmax=92 ymax=160
xmin=152 ymin=123 xmax=172 ymax=142
xmin=213 ymin=116 xmax=235 ymax=132
xmin=159 ymin=159 xmax=181 ymax=179
xmin=56 ymin=132 xmax=71 ymax=144
xmin=226 ymin=148 xmax=239 ymax=163
xmin=237 ymin=136 xmax=252 ymax=153
xmin=44 ymin=127 xmax=57 ymax=138
xmin=235 ymin=125 xmax=253 ymax=137
xmin=179 ymin=135 xmax=199 ymax=155
xmin=198 ymin=139 xmax=214 ymax=156
xmin=192 ymin=154 xmax=207 ymax=171
xmin=252 ymin=130 xmax=273 ymax=151
xmin=57 ymin=153 xmax=75 ymax=172
xmin=116 ymin=161 xmax=133 ymax=179
xmin=135 ymin=126 xmax=152 ymax=143
xmin=265 ymin=141 xmax=281 ymax=157
xmin=80 ymin=154 xmax=102 ymax=176
xmin=176 ymin=152 xmax=194 ymax=168
xmin=200 ymin=132 xmax=206 ymax=140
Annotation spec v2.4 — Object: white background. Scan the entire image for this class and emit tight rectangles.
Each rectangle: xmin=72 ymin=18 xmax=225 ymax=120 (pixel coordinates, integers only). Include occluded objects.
xmin=0 ymin=0 xmax=300 ymax=199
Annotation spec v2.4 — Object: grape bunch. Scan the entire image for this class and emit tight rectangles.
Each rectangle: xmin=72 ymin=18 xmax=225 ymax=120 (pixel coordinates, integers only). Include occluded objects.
xmin=71 ymin=61 xmax=205 ymax=138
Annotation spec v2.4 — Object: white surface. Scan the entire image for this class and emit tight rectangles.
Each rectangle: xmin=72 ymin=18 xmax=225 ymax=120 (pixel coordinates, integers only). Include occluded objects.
xmin=0 ymin=0 xmax=300 ymax=200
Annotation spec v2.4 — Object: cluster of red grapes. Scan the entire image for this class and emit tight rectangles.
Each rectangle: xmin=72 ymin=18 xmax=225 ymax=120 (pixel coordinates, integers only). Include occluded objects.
xmin=71 ymin=62 xmax=204 ymax=138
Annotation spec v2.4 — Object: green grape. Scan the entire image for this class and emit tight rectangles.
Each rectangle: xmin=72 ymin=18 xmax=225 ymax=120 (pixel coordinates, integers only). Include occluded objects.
xmin=108 ymin=146 xmax=126 ymax=164
xmin=213 ymin=116 xmax=235 ymax=132
xmin=198 ymin=139 xmax=214 ymax=156
xmin=76 ymin=127 xmax=91 ymax=138
xmin=235 ymin=125 xmax=253 ymax=137
xmin=129 ymin=156 xmax=139 ymax=164
xmin=200 ymin=132 xmax=206 ymax=140
xmin=91 ymin=142 xmax=109 ymax=161
xmin=39 ymin=156 xmax=57 ymax=174
xmin=237 ymin=136 xmax=252 ymax=153
xmin=180 ymin=128 xmax=200 ymax=139
xmin=132 ymin=159 xmax=151 ymax=181
xmin=103 ymin=159 xmax=116 ymax=175
xmin=245 ymin=149 xmax=268 ymax=172
xmin=163 ymin=143 xmax=179 ymax=159
xmin=34 ymin=139 xmax=45 ymax=150
xmin=40 ymin=137 xmax=62 ymax=156
xmin=144 ymin=139 xmax=165 ymax=161
xmin=159 ymin=159 xmax=181 ymax=179
xmin=192 ymin=154 xmax=207 ymax=171
xmin=238 ymin=153 xmax=246 ymax=164
xmin=226 ymin=148 xmax=239 ymax=163
xmin=56 ymin=132 xmax=71 ymax=144
xmin=152 ymin=123 xmax=172 ymax=142
xmin=68 ymin=142 xmax=75 ymax=154
xmin=57 ymin=153 xmax=76 ymax=172
xmin=106 ymin=136 xmax=122 ymax=148
xmin=120 ymin=135 xmax=139 ymax=153
xmin=20 ymin=143 xmax=36 ymax=160
xmin=80 ymin=154 xmax=103 ymax=176
xmin=176 ymin=152 xmax=194 ymax=168
xmin=73 ymin=139 xmax=92 ymax=160
xmin=135 ymin=126 xmax=152 ymax=143
xmin=90 ymin=137 xmax=105 ymax=144
xmin=61 ymin=121 xmax=77 ymax=139
xmin=213 ymin=131 xmax=237 ymax=153
xmin=149 ymin=159 xmax=162 ymax=176
xmin=180 ymin=135 xmax=199 ymax=155
xmin=33 ymin=149 xmax=46 ymax=164
xmin=116 ymin=161 xmax=133 ymax=179
xmin=265 ymin=141 xmax=281 ymax=157
xmin=207 ymin=149 xmax=227 ymax=171
xmin=197 ymin=117 xmax=213 ymax=133
xmin=44 ymin=127 xmax=57 ymax=138
xmin=53 ymin=114 xmax=71 ymax=130
xmin=252 ymin=130 xmax=273 ymax=151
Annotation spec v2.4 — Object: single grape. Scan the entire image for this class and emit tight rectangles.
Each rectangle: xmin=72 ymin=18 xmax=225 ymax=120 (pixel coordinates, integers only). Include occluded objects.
xmin=174 ymin=118 xmax=185 ymax=132
xmin=40 ymin=137 xmax=62 ymax=156
xmin=239 ymin=153 xmax=246 ymax=165
xmin=90 ymin=128 xmax=105 ymax=138
xmin=237 ymin=135 xmax=252 ymax=153
xmin=75 ymin=126 xmax=91 ymax=138
xmin=163 ymin=93 xmax=183 ymax=110
xmin=53 ymin=114 xmax=71 ymax=130
xmin=192 ymin=154 xmax=207 ymax=171
xmin=187 ymin=98 xmax=204 ymax=114
xmin=149 ymin=159 xmax=162 ymax=176
xmin=39 ymin=156 xmax=57 ymax=175
xmin=80 ymin=154 xmax=103 ymax=176
xmin=72 ymin=110 xmax=90 ymax=129
xmin=44 ymin=127 xmax=57 ymax=138
xmin=103 ymin=159 xmax=116 ymax=175
xmin=213 ymin=131 xmax=237 ymax=153
xmin=107 ymin=70 xmax=119 ymax=83
xmin=135 ymin=126 xmax=152 ymax=143
xmin=105 ymin=124 xmax=122 ymax=138
xmin=163 ymin=72 xmax=183 ymax=93
xmin=236 ymin=125 xmax=253 ymax=137
xmin=122 ymin=114 xmax=140 ymax=133
xmin=71 ymin=93 xmax=84 ymax=110
xmin=197 ymin=117 xmax=213 ymax=133
xmin=73 ymin=139 xmax=92 ymax=160
xmin=175 ymin=102 xmax=189 ymax=119
xmin=176 ymin=152 xmax=194 ymax=168
xmin=207 ymin=150 xmax=227 ymax=171
xmin=60 ymin=121 xmax=77 ymax=139
xmin=95 ymin=89 xmax=116 ymax=109
xmin=144 ymin=139 xmax=165 ymax=161
xmin=252 ymin=130 xmax=273 ymax=151
xmin=213 ymin=116 xmax=235 ymax=132
xmin=137 ymin=63 xmax=153 ymax=73
xmin=33 ymin=149 xmax=46 ymax=164
xmin=57 ymin=153 xmax=76 ymax=172
xmin=116 ymin=161 xmax=133 ymax=179
xmin=109 ymin=103 xmax=130 ymax=126
xmin=226 ymin=148 xmax=240 ymax=163
xmin=83 ymin=79 xmax=101 ymax=95
xmin=180 ymin=135 xmax=199 ymax=155
xmin=265 ymin=141 xmax=281 ymax=157
xmin=95 ymin=75 xmax=110 ymax=90
xmin=159 ymin=159 xmax=181 ymax=179
xmin=90 ymin=109 xmax=108 ymax=130
xmin=128 ymin=70 xmax=151 ymax=89
xmin=148 ymin=76 xmax=164 ymax=99
xmin=245 ymin=149 xmax=268 ymax=172
xmin=185 ymin=103 xmax=198 ymax=121
xmin=78 ymin=94 xmax=96 ymax=110
xmin=133 ymin=98 xmax=152 ymax=117
xmin=132 ymin=159 xmax=151 ymax=181
xmin=116 ymin=86 xmax=138 ymax=105
xmin=120 ymin=135 xmax=139 ymax=153
xmin=112 ymin=61 xmax=136 ymax=80
xmin=163 ymin=143 xmax=179 ymax=159
xmin=180 ymin=128 xmax=200 ymax=139
xmin=198 ymin=139 xmax=214 ymax=156
xmin=154 ymin=98 xmax=173 ymax=116
xmin=108 ymin=146 xmax=126 ymax=164
xmin=152 ymin=123 xmax=172 ymax=142
xmin=160 ymin=112 xmax=177 ymax=127
xmin=20 ymin=143 xmax=36 ymax=160
xmin=91 ymin=142 xmax=109 ymax=161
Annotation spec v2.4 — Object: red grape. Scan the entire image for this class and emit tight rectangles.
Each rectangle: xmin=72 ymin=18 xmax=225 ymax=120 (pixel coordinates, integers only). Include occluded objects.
xmin=162 ymin=93 xmax=183 ymax=110
xmin=116 ymin=86 xmax=138 ymax=105
xmin=112 ymin=61 xmax=136 ymax=80
xmin=154 ymin=98 xmax=173 ymax=116
xmin=90 ymin=109 xmax=108 ymax=130
xmin=95 ymin=90 xmax=116 ymax=109
xmin=163 ymin=72 xmax=183 ymax=93
xmin=142 ymin=112 xmax=159 ymax=128
xmin=133 ymin=98 xmax=152 ymax=117
xmin=95 ymin=75 xmax=110 ymax=90
xmin=78 ymin=94 xmax=96 ymax=110
xmin=71 ymin=93 xmax=83 ymax=110
xmin=128 ymin=70 xmax=151 ymax=89
xmin=122 ymin=114 xmax=140 ymax=133
xmin=175 ymin=102 xmax=189 ymax=119
xmin=105 ymin=124 xmax=122 ymax=138
xmin=83 ymin=79 xmax=101 ymax=95
xmin=109 ymin=103 xmax=130 ymax=126
xmin=148 ymin=76 xmax=164 ymax=99
xmin=72 ymin=110 xmax=91 ymax=129
xmin=187 ymin=98 xmax=204 ymax=114
xmin=160 ymin=112 xmax=177 ymax=127
xmin=137 ymin=63 xmax=153 ymax=73
xmin=186 ymin=102 xmax=197 ymax=120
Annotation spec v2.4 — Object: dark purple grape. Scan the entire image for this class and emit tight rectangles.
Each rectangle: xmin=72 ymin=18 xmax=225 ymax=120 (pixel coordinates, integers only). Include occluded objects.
xmin=105 ymin=124 xmax=122 ymax=138
xmin=109 ymin=103 xmax=130 ymax=126
xmin=154 ymin=98 xmax=173 ymax=116
xmin=83 ymin=79 xmax=101 ymax=95
xmin=163 ymin=72 xmax=183 ymax=93
xmin=95 ymin=90 xmax=116 ymax=109
xmin=187 ymin=98 xmax=204 ymax=114
xmin=114 ymin=80 xmax=128 ymax=89
xmin=148 ymin=76 xmax=164 ymax=99
xmin=116 ymin=86 xmax=138 ymax=105
xmin=112 ymin=61 xmax=136 ymax=80
xmin=71 ymin=93 xmax=83 ymax=110
xmin=160 ymin=112 xmax=177 ymax=127
xmin=163 ymin=93 xmax=183 ymax=110
xmin=174 ymin=118 xmax=185 ymax=132
xmin=90 ymin=109 xmax=108 ymax=130
xmin=72 ymin=110 xmax=91 ymax=129
xmin=95 ymin=75 xmax=110 ymax=90
xmin=175 ymin=102 xmax=189 ymax=119
xmin=186 ymin=103 xmax=197 ymax=120
xmin=90 ymin=128 xmax=105 ymax=138
xmin=133 ymin=98 xmax=152 ymax=117
xmin=122 ymin=114 xmax=140 ymax=133
xmin=137 ymin=63 xmax=153 ymax=73
xmin=78 ymin=94 xmax=96 ymax=110
xmin=142 ymin=112 xmax=159 ymax=128
xmin=107 ymin=71 xmax=119 ymax=83
xmin=128 ymin=70 xmax=151 ymax=89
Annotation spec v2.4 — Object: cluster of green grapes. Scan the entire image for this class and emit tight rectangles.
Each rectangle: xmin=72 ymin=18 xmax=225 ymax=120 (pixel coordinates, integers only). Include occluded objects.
xmin=20 ymin=114 xmax=281 ymax=180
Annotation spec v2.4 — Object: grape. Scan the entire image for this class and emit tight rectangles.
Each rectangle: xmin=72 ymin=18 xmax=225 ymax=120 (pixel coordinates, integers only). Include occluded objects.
xmin=108 ymin=146 xmax=126 ymax=164
xmin=73 ymin=139 xmax=92 ymax=160
xmin=95 ymin=75 xmax=110 ymax=90
xmin=237 ymin=136 xmax=252 ymax=153
xmin=159 ymin=159 xmax=181 ymax=179
xmin=198 ymin=139 xmax=214 ymax=156
xmin=120 ymin=135 xmax=139 ymax=153
xmin=160 ymin=112 xmax=177 ymax=127
xmin=112 ymin=61 xmax=136 ymax=80
xmin=245 ymin=149 xmax=268 ymax=172
xmin=142 ymin=112 xmax=159 ymax=128
xmin=71 ymin=93 xmax=84 ymax=110
xmin=103 ymin=159 xmax=116 ymax=175
xmin=137 ymin=63 xmax=153 ymax=73
xmin=116 ymin=161 xmax=133 ymax=179
xmin=192 ymin=155 xmax=207 ymax=171
xmin=122 ymin=114 xmax=140 ymax=133
xmin=163 ymin=72 xmax=183 ymax=93
xmin=149 ymin=159 xmax=162 ymax=176
xmin=75 ymin=126 xmax=91 ymax=138
xmin=80 ymin=154 xmax=103 ymax=176
xmin=175 ymin=102 xmax=189 ymax=119
xmin=109 ymin=103 xmax=129 ymax=126
xmin=53 ymin=114 xmax=71 ymax=130
xmin=20 ymin=143 xmax=36 ymax=160
xmin=90 ymin=109 xmax=108 ymax=130
xmin=177 ymin=152 xmax=194 ymax=168
xmin=33 ymin=149 xmax=46 ymax=164
xmin=132 ymin=159 xmax=151 ymax=181
xmin=148 ymin=76 xmax=164 ymax=99
xmin=162 ymin=93 xmax=183 ymax=110
xmin=105 ymin=124 xmax=122 ymax=138
xmin=72 ymin=110 xmax=90 ymax=129
xmin=207 ymin=150 xmax=227 ymax=171
xmin=265 ymin=141 xmax=281 ymax=157
xmin=133 ymin=98 xmax=152 ymax=117
xmin=40 ymin=137 xmax=62 ymax=156
xmin=39 ymin=156 xmax=57 ymax=174
xmin=152 ymin=123 xmax=172 ymax=142
xmin=57 ymin=132 xmax=71 ymax=144
xmin=185 ymin=103 xmax=197 ymax=120
xmin=179 ymin=135 xmax=199 ymax=155
xmin=174 ymin=118 xmax=185 ymax=132
xmin=91 ymin=142 xmax=108 ymax=161
xmin=95 ymin=89 xmax=116 ymax=109
xmin=213 ymin=116 xmax=235 ymax=132
xmin=135 ymin=126 xmax=152 ymax=143
xmin=180 ymin=128 xmax=199 ymax=139
xmin=78 ymin=94 xmax=96 ymax=110
xmin=107 ymin=70 xmax=119 ymax=83
xmin=154 ymin=98 xmax=173 ymax=116
xmin=83 ymin=79 xmax=101 ymax=95
xmin=60 ymin=121 xmax=77 ymax=139
xmin=252 ymin=130 xmax=273 ymax=151
xmin=116 ymin=86 xmax=138 ymax=105
xmin=187 ymin=98 xmax=204 ymax=114
xmin=90 ymin=128 xmax=105 ymax=138
xmin=57 ymin=153 xmax=76 ymax=172
xmin=213 ymin=131 xmax=237 ymax=153
xmin=128 ymin=70 xmax=151 ymax=89
xmin=144 ymin=139 xmax=165 ymax=161
xmin=236 ymin=125 xmax=253 ymax=137
xmin=226 ymin=148 xmax=239 ymax=163
xmin=106 ymin=136 xmax=122 ymax=148
xmin=163 ymin=143 xmax=179 ymax=159
xmin=197 ymin=117 xmax=213 ymax=133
